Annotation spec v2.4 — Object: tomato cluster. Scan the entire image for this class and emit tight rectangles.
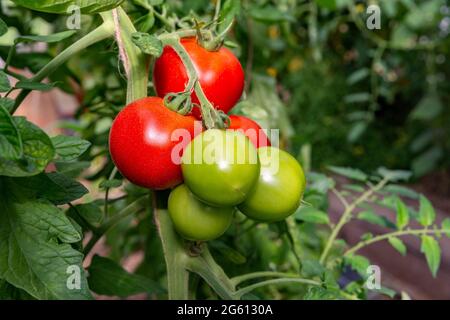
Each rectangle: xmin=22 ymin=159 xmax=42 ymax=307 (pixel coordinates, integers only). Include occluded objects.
xmin=109 ymin=38 xmax=306 ymax=241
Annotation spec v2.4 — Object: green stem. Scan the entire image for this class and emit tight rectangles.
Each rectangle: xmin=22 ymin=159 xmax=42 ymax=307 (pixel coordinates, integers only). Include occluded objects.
xmin=319 ymin=178 xmax=389 ymax=264
xmin=103 ymin=166 xmax=118 ymax=221
xmin=231 ymin=271 xmax=300 ymax=286
xmin=344 ymin=228 xmax=448 ymax=256
xmin=233 ymin=278 xmax=321 ymax=299
xmin=11 ymin=20 xmax=115 ymax=114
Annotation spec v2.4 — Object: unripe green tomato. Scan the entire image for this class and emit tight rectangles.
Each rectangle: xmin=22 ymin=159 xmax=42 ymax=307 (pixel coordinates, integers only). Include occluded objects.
xmin=181 ymin=129 xmax=260 ymax=206
xmin=238 ymin=147 xmax=306 ymax=222
xmin=168 ymin=184 xmax=234 ymax=241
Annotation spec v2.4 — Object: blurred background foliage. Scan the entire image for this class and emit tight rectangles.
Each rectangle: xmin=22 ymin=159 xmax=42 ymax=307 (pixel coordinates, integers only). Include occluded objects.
xmin=1 ymin=0 xmax=449 ymax=299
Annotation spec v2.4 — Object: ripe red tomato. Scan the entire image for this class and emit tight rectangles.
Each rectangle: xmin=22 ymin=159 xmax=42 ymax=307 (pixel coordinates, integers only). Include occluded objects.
xmin=153 ymin=37 xmax=245 ymax=118
xmin=109 ymin=97 xmax=198 ymax=190
xmin=228 ymin=115 xmax=271 ymax=148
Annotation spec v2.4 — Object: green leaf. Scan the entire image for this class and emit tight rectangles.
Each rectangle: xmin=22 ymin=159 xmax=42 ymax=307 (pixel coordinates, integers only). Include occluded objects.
xmin=373 ymin=286 xmax=397 ymax=298
xmin=302 ymin=259 xmax=325 ymax=277
xmin=11 ymin=0 xmax=125 ymax=14
xmin=99 ymin=179 xmax=122 ymax=189
xmin=417 ymin=195 xmax=436 ymax=227
xmin=357 ymin=210 xmax=396 ymax=229
xmin=15 ymin=172 xmax=88 ymax=205
xmin=347 ymin=121 xmax=368 ymax=143
xmin=0 ymin=17 xmax=8 ymax=37
xmin=0 ymin=117 xmax=54 ymax=177
xmin=361 ymin=232 xmax=373 ymax=241
xmin=131 ymin=32 xmax=163 ymax=57
xmin=15 ymin=81 xmax=57 ymax=91
xmin=14 ymin=30 xmax=76 ymax=44
xmin=442 ymin=218 xmax=450 ymax=238
xmin=218 ymin=0 xmax=240 ymax=34
xmin=304 ymin=286 xmax=339 ymax=300
xmin=412 ymin=147 xmax=443 ymax=177
xmin=68 ymin=202 xmax=103 ymax=226
xmin=51 ymin=135 xmax=91 ymax=161
xmin=347 ymin=68 xmax=370 ymax=85
xmin=0 ymin=179 xmax=91 ymax=299
xmin=388 ymin=237 xmax=407 ymax=256
xmin=0 ymin=71 xmax=11 ymax=92
xmin=390 ymin=24 xmax=416 ymax=49
xmin=344 ymin=255 xmax=370 ymax=278
xmin=344 ymin=92 xmax=370 ymax=104
xmin=377 ymin=167 xmax=412 ymax=182
xmin=88 ymin=255 xmax=163 ymax=297
xmin=295 ymin=206 xmax=329 ymax=224
xmin=0 ymin=105 xmax=23 ymax=160
xmin=0 ymin=98 xmax=15 ymax=113
xmin=410 ymin=93 xmax=443 ymax=121
xmin=210 ymin=242 xmax=247 ymax=265
xmin=0 ymin=280 xmax=35 ymax=300
xmin=395 ymin=198 xmax=409 ymax=230
xmin=55 ymin=161 xmax=90 ymax=178
xmin=420 ymin=235 xmax=441 ymax=277
xmin=383 ymin=184 xmax=418 ymax=199
xmin=328 ymin=166 xmax=367 ymax=181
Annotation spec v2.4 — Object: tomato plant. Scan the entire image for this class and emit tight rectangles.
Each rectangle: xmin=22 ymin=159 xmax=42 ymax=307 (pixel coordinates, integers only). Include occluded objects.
xmin=0 ymin=0 xmax=448 ymax=303
xmin=109 ymin=96 xmax=197 ymax=190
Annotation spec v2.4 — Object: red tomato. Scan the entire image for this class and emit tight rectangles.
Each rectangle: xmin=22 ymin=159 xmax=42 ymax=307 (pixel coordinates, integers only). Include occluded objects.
xmin=228 ymin=115 xmax=271 ymax=148
xmin=109 ymin=97 xmax=198 ymax=190
xmin=153 ymin=37 xmax=245 ymax=118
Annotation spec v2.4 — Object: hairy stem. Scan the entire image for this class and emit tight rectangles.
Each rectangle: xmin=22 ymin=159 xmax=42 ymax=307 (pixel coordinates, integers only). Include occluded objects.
xmin=233 ymin=278 xmax=321 ymax=299
xmin=344 ymin=228 xmax=448 ymax=256
xmin=319 ymin=178 xmax=389 ymax=263
xmin=231 ymin=271 xmax=301 ymax=286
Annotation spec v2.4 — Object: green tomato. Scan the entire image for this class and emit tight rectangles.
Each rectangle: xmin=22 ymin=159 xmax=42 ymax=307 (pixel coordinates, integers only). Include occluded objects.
xmin=238 ymin=147 xmax=306 ymax=222
xmin=168 ymin=184 xmax=234 ymax=241
xmin=181 ymin=129 xmax=260 ymax=206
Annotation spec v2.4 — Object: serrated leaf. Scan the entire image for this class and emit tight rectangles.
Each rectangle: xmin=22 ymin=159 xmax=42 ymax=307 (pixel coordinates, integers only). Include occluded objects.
xmin=417 ymin=195 xmax=436 ymax=227
xmin=357 ymin=210 xmax=396 ymax=229
xmin=99 ymin=179 xmax=122 ymax=189
xmin=11 ymin=0 xmax=125 ymax=14
xmin=131 ymin=32 xmax=163 ymax=57
xmin=0 ymin=105 xmax=22 ymax=160
xmin=15 ymin=30 xmax=76 ymax=44
xmin=88 ymin=255 xmax=163 ymax=297
xmin=328 ymin=166 xmax=367 ymax=181
xmin=51 ymin=135 xmax=91 ymax=161
xmin=420 ymin=235 xmax=441 ymax=277
xmin=0 ymin=71 xmax=11 ymax=92
xmin=0 ymin=179 xmax=91 ymax=299
xmin=15 ymin=81 xmax=57 ymax=91
xmin=442 ymin=218 xmax=450 ymax=238
xmin=388 ymin=237 xmax=407 ymax=256
xmin=0 ymin=17 xmax=7 ymax=37
xmin=0 ymin=117 xmax=54 ymax=177
xmin=395 ymin=198 xmax=409 ymax=230
xmin=295 ymin=206 xmax=329 ymax=224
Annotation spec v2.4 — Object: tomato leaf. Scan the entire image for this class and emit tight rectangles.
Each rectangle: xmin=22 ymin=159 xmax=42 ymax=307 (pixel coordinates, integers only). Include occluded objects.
xmin=0 ymin=71 xmax=11 ymax=93
xmin=420 ymin=235 xmax=441 ymax=278
xmin=14 ymin=30 xmax=76 ymax=44
xmin=218 ymin=0 xmax=240 ymax=34
xmin=383 ymin=184 xmax=419 ymax=199
xmin=442 ymin=218 xmax=450 ymax=238
xmin=51 ymin=135 xmax=91 ymax=161
xmin=68 ymin=202 xmax=103 ymax=227
xmin=0 ymin=117 xmax=54 ymax=177
xmin=15 ymin=81 xmax=57 ymax=91
xmin=395 ymin=198 xmax=409 ymax=230
xmin=11 ymin=0 xmax=125 ymax=14
xmin=88 ymin=255 xmax=163 ymax=297
xmin=0 ymin=104 xmax=23 ymax=160
xmin=295 ymin=206 xmax=329 ymax=224
xmin=344 ymin=255 xmax=371 ymax=278
xmin=0 ymin=98 xmax=15 ymax=113
xmin=131 ymin=32 xmax=163 ymax=57
xmin=328 ymin=166 xmax=367 ymax=181
xmin=357 ymin=210 xmax=396 ymax=229
xmin=377 ymin=167 xmax=412 ymax=182
xmin=0 ymin=17 xmax=8 ymax=37
xmin=99 ymin=179 xmax=122 ymax=189
xmin=0 ymin=179 xmax=91 ymax=299
xmin=388 ymin=237 xmax=407 ymax=256
xmin=417 ymin=195 xmax=436 ymax=227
